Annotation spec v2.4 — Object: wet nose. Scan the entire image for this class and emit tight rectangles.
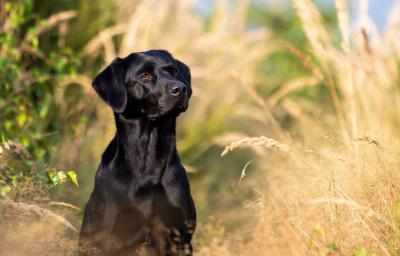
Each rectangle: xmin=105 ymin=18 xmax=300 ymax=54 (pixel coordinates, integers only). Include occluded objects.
xmin=169 ymin=83 xmax=186 ymax=97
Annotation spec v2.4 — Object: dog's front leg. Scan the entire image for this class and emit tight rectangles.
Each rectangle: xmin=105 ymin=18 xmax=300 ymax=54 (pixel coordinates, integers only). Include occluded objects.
xmin=79 ymin=195 xmax=119 ymax=255
xmin=163 ymin=198 xmax=196 ymax=256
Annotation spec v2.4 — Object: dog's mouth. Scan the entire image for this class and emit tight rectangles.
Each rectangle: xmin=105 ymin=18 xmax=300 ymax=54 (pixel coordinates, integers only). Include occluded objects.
xmin=173 ymin=97 xmax=189 ymax=112
xmin=145 ymin=97 xmax=188 ymax=120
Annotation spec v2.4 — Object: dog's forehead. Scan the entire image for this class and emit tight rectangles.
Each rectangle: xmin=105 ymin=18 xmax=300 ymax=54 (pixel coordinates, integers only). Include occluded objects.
xmin=143 ymin=50 xmax=173 ymax=61
xmin=130 ymin=51 xmax=174 ymax=67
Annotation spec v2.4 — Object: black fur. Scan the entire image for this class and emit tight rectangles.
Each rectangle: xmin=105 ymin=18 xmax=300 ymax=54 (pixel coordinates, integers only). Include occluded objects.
xmin=79 ymin=50 xmax=196 ymax=256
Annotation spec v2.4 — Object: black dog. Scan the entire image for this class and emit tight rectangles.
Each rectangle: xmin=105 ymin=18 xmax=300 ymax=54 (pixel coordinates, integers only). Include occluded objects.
xmin=79 ymin=50 xmax=196 ymax=256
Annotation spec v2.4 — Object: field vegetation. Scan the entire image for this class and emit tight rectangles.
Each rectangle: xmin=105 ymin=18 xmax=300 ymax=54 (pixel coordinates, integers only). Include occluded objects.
xmin=1 ymin=0 xmax=400 ymax=255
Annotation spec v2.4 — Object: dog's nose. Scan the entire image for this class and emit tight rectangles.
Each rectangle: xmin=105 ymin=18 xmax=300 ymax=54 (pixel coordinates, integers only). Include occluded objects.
xmin=169 ymin=84 xmax=186 ymax=97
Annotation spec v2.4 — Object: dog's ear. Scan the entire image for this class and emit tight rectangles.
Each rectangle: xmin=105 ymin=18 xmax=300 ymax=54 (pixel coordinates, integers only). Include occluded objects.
xmin=175 ymin=59 xmax=192 ymax=97
xmin=92 ymin=57 xmax=127 ymax=113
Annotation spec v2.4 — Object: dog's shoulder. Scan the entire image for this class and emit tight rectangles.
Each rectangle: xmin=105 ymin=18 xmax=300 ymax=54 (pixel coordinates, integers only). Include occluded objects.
xmin=101 ymin=135 xmax=118 ymax=167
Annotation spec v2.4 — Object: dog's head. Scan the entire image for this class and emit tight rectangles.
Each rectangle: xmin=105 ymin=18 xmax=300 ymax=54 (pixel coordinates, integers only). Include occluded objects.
xmin=92 ymin=50 xmax=192 ymax=119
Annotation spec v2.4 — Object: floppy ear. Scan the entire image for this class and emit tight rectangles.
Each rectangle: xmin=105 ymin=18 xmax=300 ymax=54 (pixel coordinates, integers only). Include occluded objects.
xmin=175 ymin=59 xmax=192 ymax=97
xmin=92 ymin=57 xmax=127 ymax=113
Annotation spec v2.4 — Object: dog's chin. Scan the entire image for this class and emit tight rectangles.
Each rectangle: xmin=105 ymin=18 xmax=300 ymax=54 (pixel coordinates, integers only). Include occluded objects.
xmin=147 ymin=103 xmax=188 ymax=120
xmin=173 ymin=102 xmax=189 ymax=113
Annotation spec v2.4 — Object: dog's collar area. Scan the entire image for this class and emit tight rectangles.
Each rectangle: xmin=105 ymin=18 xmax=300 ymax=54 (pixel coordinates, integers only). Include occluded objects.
xmin=116 ymin=111 xmax=176 ymax=125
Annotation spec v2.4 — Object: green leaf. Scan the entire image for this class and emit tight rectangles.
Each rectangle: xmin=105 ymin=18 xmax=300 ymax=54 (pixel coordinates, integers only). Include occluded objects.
xmin=33 ymin=148 xmax=46 ymax=159
xmin=67 ymin=170 xmax=79 ymax=186
xmin=306 ymin=238 xmax=314 ymax=249
xmin=48 ymin=170 xmax=57 ymax=185
xmin=32 ymin=38 xmax=38 ymax=48
xmin=38 ymin=104 xmax=48 ymax=118
xmin=0 ymin=185 xmax=11 ymax=198
xmin=4 ymin=121 xmax=13 ymax=131
xmin=353 ymin=248 xmax=376 ymax=256
xmin=47 ymin=170 xmax=67 ymax=186
xmin=55 ymin=58 xmax=67 ymax=72
xmin=395 ymin=202 xmax=400 ymax=216
xmin=326 ymin=242 xmax=338 ymax=251
xmin=1 ymin=133 xmax=10 ymax=150
xmin=16 ymin=113 xmax=27 ymax=127
xmin=23 ymin=160 xmax=33 ymax=171
xmin=23 ymin=0 xmax=33 ymax=13
xmin=57 ymin=171 xmax=67 ymax=183
xmin=19 ymin=135 xmax=29 ymax=148
xmin=5 ymin=3 xmax=12 ymax=12
xmin=9 ymin=175 xmax=18 ymax=186
xmin=313 ymin=224 xmax=326 ymax=237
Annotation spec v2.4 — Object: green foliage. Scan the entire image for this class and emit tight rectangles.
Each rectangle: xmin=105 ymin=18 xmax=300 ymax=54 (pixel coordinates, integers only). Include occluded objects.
xmin=306 ymin=224 xmax=339 ymax=253
xmin=32 ymin=0 xmax=116 ymax=51
xmin=0 ymin=0 xmax=83 ymax=200
xmin=0 ymin=0 xmax=82 ymax=161
xmin=0 ymin=133 xmax=79 ymax=200
xmin=47 ymin=170 xmax=79 ymax=187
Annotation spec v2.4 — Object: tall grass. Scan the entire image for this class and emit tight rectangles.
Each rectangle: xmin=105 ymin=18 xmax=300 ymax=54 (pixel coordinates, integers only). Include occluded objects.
xmin=212 ymin=0 xmax=400 ymax=255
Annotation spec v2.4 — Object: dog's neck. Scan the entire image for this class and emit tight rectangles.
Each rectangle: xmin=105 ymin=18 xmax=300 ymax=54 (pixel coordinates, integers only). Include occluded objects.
xmin=113 ymin=113 xmax=178 ymax=185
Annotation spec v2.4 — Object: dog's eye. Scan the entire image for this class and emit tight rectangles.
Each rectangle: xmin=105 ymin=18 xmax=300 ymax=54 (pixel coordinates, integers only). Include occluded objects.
xmin=165 ymin=66 xmax=178 ymax=76
xmin=139 ymin=73 xmax=152 ymax=81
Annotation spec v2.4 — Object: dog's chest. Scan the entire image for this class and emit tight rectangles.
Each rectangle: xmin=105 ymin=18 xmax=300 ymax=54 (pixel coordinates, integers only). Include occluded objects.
xmin=111 ymin=183 xmax=178 ymax=242
xmin=128 ymin=183 xmax=171 ymax=218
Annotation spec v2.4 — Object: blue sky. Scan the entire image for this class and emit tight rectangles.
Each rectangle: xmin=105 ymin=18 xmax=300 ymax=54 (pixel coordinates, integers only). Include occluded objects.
xmin=280 ymin=0 xmax=395 ymax=28
xmin=195 ymin=0 xmax=395 ymax=28
xmin=319 ymin=0 xmax=394 ymax=28
xmin=367 ymin=0 xmax=394 ymax=27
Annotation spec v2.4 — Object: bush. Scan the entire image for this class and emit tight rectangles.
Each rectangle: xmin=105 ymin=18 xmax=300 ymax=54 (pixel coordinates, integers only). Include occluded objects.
xmin=0 ymin=0 xmax=82 ymax=200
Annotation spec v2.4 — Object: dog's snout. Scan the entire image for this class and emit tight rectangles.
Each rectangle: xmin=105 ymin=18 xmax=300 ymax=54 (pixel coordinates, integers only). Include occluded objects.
xmin=169 ymin=84 xmax=186 ymax=97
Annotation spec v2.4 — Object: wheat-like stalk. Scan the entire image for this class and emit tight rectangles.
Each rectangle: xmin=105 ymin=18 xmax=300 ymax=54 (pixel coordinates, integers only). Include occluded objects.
xmin=221 ymin=136 xmax=290 ymax=157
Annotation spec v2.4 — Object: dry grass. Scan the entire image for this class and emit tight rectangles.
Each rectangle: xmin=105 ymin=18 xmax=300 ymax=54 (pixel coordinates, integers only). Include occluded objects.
xmin=213 ymin=0 xmax=400 ymax=255
xmin=0 ymin=200 xmax=78 ymax=256
xmin=217 ymin=137 xmax=400 ymax=255
xmin=221 ymin=136 xmax=291 ymax=157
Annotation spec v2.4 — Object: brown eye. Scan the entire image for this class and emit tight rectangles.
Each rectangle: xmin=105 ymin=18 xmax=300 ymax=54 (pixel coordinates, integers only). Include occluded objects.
xmin=171 ymin=68 xmax=178 ymax=75
xmin=140 ymin=73 xmax=152 ymax=81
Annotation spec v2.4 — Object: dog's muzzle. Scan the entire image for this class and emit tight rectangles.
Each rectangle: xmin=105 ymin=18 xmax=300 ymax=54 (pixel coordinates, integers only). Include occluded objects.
xmin=168 ymin=82 xmax=187 ymax=98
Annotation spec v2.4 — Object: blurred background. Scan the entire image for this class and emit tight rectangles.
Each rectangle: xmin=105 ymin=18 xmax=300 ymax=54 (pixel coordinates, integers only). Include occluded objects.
xmin=1 ymin=0 xmax=400 ymax=255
